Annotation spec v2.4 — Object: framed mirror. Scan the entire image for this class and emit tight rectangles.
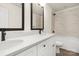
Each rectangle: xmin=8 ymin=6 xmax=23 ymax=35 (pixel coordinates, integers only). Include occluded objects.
xmin=31 ymin=3 xmax=44 ymax=30
xmin=0 ymin=3 xmax=24 ymax=31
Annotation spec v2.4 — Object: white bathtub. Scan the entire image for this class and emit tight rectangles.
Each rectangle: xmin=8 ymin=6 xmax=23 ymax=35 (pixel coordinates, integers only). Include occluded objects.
xmin=54 ymin=35 xmax=79 ymax=53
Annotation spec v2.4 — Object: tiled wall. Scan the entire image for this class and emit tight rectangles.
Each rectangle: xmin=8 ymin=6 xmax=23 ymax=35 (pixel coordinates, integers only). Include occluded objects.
xmin=55 ymin=6 xmax=79 ymax=36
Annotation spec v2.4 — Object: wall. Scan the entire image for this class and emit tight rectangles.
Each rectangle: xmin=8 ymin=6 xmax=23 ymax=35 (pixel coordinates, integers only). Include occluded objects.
xmin=44 ymin=4 xmax=55 ymax=33
xmin=24 ymin=3 xmax=31 ymax=32
xmin=55 ymin=6 xmax=79 ymax=37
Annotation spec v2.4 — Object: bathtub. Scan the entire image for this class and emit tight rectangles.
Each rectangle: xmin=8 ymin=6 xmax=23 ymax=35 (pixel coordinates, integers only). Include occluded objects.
xmin=54 ymin=35 xmax=79 ymax=53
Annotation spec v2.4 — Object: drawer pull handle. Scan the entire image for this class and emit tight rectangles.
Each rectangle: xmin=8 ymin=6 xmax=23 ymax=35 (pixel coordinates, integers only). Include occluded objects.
xmin=43 ymin=45 xmax=46 ymax=47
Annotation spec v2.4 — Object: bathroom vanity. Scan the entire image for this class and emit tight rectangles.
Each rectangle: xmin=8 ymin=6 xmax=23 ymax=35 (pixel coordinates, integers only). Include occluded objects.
xmin=0 ymin=34 xmax=56 ymax=56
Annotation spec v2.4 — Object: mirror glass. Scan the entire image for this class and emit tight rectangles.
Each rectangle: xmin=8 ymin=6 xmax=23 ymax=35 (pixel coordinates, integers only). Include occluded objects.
xmin=31 ymin=3 xmax=44 ymax=30
xmin=0 ymin=3 xmax=23 ymax=30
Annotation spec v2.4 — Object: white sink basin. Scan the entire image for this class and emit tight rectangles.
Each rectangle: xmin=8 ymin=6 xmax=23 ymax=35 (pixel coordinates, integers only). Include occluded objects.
xmin=0 ymin=40 xmax=23 ymax=50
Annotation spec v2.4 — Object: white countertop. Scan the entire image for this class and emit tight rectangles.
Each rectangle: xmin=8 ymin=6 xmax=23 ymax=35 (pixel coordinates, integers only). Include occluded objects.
xmin=0 ymin=34 xmax=55 ymax=56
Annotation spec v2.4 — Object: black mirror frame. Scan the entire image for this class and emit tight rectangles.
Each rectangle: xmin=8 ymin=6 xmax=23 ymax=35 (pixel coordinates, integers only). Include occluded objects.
xmin=31 ymin=3 xmax=44 ymax=30
xmin=0 ymin=3 xmax=24 ymax=31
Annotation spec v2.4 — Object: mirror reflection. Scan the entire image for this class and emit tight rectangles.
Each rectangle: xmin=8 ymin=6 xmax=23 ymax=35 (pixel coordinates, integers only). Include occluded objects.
xmin=0 ymin=3 xmax=22 ymax=29
xmin=31 ymin=3 xmax=44 ymax=30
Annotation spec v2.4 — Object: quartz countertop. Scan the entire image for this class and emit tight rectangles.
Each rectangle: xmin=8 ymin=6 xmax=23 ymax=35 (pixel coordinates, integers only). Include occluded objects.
xmin=0 ymin=34 xmax=55 ymax=56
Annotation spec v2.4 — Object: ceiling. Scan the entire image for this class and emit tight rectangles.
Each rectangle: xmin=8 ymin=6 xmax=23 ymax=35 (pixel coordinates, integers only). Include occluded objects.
xmin=48 ymin=3 xmax=79 ymax=12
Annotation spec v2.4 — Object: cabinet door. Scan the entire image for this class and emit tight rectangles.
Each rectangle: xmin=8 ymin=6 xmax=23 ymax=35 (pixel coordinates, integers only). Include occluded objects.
xmin=47 ymin=37 xmax=56 ymax=56
xmin=16 ymin=46 xmax=37 ymax=56
xmin=37 ymin=37 xmax=56 ymax=56
xmin=37 ymin=40 xmax=50 ymax=56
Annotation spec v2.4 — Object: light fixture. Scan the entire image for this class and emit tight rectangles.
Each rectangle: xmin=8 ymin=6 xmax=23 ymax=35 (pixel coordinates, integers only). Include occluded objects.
xmin=39 ymin=3 xmax=46 ymax=7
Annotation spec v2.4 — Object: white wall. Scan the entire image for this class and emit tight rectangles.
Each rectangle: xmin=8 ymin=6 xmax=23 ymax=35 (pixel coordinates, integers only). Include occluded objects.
xmin=24 ymin=3 xmax=31 ymax=32
xmin=55 ymin=6 xmax=79 ymax=37
xmin=44 ymin=4 xmax=55 ymax=33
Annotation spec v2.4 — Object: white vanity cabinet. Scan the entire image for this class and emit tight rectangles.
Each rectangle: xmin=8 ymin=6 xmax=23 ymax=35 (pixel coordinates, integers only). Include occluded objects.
xmin=48 ymin=37 xmax=56 ymax=56
xmin=37 ymin=37 xmax=56 ymax=56
xmin=15 ymin=37 xmax=56 ymax=56
xmin=37 ymin=40 xmax=49 ymax=56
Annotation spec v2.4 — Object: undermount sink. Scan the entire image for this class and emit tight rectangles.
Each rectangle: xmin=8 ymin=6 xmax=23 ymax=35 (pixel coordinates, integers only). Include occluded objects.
xmin=0 ymin=40 xmax=23 ymax=50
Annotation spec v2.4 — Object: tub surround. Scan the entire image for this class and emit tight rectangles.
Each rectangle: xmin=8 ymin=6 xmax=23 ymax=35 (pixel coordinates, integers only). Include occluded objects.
xmin=0 ymin=33 xmax=55 ymax=56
